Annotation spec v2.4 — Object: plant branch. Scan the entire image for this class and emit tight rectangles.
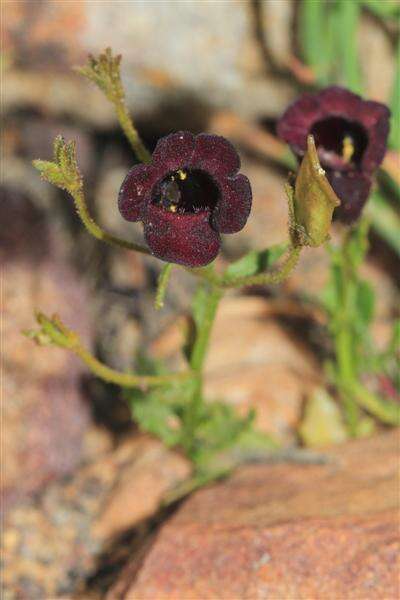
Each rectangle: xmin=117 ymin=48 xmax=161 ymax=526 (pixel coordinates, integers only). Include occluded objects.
xmin=76 ymin=48 xmax=151 ymax=164
xmin=73 ymin=186 xmax=150 ymax=253
xmin=33 ymin=136 xmax=150 ymax=255
xmin=190 ymin=285 xmax=223 ymax=372
xmin=25 ymin=313 xmax=193 ymax=390
xmin=221 ymin=245 xmax=301 ymax=288
xmin=181 ymin=282 xmax=223 ymax=455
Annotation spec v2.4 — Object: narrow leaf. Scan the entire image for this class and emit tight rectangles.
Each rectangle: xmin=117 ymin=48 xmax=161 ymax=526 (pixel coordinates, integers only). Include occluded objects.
xmin=366 ymin=192 xmax=400 ymax=256
xmin=225 ymin=243 xmax=287 ymax=280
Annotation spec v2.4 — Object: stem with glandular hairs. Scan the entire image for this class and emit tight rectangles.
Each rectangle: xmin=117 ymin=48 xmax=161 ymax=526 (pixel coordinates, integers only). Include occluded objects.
xmin=72 ymin=186 xmax=150 ymax=254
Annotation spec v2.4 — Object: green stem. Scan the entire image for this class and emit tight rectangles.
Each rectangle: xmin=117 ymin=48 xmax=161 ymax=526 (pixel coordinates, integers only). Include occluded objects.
xmin=182 ymin=284 xmax=223 ymax=454
xmin=73 ymin=187 xmax=150 ymax=254
xmin=30 ymin=312 xmax=192 ymax=390
xmin=336 ymin=325 xmax=359 ymax=434
xmin=221 ymin=245 xmax=301 ymax=288
xmin=189 ymin=285 xmax=223 ymax=372
xmin=73 ymin=344 xmax=190 ymax=389
xmin=115 ymin=101 xmax=152 ymax=164
xmin=332 ymin=228 xmax=361 ymax=434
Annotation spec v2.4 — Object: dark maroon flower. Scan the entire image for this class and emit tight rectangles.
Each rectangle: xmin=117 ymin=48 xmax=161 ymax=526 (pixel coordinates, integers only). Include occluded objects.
xmin=118 ymin=132 xmax=252 ymax=267
xmin=277 ymin=86 xmax=390 ymax=223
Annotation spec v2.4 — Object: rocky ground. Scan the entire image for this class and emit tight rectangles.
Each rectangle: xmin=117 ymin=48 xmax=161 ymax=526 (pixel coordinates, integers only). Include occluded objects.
xmin=2 ymin=2 xmax=399 ymax=598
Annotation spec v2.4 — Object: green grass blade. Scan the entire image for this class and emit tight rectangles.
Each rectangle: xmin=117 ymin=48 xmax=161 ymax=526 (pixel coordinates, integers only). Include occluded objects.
xmin=366 ymin=192 xmax=400 ymax=255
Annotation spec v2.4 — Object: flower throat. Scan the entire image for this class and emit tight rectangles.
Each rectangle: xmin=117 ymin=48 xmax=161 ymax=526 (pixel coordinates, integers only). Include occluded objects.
xmin=155 ymin=169 xmax=219 ymax=214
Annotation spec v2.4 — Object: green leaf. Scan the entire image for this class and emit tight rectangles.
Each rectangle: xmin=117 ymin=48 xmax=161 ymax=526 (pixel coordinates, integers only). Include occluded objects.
xmin=299 ymin=388 xmax=348 ymax=447
xmin=335 ymin=0 xmax=363 ymax=93
xmin=350 ymin=382 xmax=400 ymax=425
xmin=32 ymin=160 xmax=67 ymax=189
xmin=299 ymin=0 xmax=332 ymax=83
xmin=224 ymin=243 xmax=287 ymax=281
xmin=124 ymin=354 xmax=196 ymax=448
xmin=366 ymin=193 xmax=400 ymax=256
xmin=131 ymin=394 xmax=182 ymax=447
xmin=232 ymin=428 xmax=278 ymax=454
xmin=389 ymin=319 xmax=400 ymax=355
xmin=193 ymin=402 xmax=255 ymax=460
xmin=362 ymin=0 xmax=400 ymax=19
xmin=125 ymin=352 xmax=194 ymax=408
xmin=32 ymin=136 xmax=81 ymax=193
xmin=75 ymin=47 xmax=124 ymax=104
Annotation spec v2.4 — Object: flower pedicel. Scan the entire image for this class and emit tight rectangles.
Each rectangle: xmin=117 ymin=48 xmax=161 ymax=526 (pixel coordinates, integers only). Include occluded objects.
xmin=118 ymin=132 xmax=252 ymax=267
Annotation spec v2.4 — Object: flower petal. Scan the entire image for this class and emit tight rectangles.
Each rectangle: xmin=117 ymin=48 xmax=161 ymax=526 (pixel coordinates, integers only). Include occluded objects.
xmin=143 ymin=205 xmax=220 ymax=267
xmin=211 ymin=174 xmax=252 ymax=234
xmin=318 ymin=86 xmax=363 ymax=120
xmin=358 ymin=101 xmax=390 ymax=173
xmin=328 ymin=170 xmax=372 ymax=224
xmin=277 ymin=93 xmax=323 ymax=155
xmin=318 ymin=87 xmax=390 ymax=171
xmin=191 ymin=134 xmax=241 ymax=178
xmin=118 ymin=164 xmax=156 ymax=222
xmin=151 ymin=131 xmax=195 ymax=172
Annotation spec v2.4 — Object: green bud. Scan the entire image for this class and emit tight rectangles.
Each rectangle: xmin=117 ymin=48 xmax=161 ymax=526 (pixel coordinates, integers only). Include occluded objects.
xmin=287 ymin=135 xmax=340 ymax=247
xmin=32 ymin=136 xmax=81 ymax=194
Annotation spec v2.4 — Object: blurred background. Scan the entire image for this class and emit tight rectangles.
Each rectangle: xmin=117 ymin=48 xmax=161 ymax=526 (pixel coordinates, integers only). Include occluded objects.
xmin=2 ymin=1 xmax=399 ymax=598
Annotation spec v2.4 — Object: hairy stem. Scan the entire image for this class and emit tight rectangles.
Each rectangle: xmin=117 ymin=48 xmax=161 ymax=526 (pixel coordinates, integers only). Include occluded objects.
xmin=73 ymin=187 xmax=150 ymax=254
xmin=222 ymin=245 xmax=301 ymax=288
xmin=115 ymin=101 xmax=152 ymax=164
xmin=73 ymin=344 xmax=191 ymax=389
xmin=28 ymin=313 xmax=192 ymax=390
xmin=182 ymin=284 xmax=223 ymax=454
xmin=190 ymin=285 xmax=223 ymax=372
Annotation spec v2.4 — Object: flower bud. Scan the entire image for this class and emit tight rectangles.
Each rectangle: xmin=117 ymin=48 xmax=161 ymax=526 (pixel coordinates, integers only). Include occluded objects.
xmin=288 ymin=135 xmax=340 ymax=247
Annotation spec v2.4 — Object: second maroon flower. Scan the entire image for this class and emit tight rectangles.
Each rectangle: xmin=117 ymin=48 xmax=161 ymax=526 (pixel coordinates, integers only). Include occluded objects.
xmin=277 ymin=86 xmax=390 ymax=223
xmin=118 ymin=132 xmax=252 ymax=267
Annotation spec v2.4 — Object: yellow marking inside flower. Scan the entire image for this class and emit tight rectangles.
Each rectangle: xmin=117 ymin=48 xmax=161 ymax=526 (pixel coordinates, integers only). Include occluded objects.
xmin=177 ymin=169 xmax=187 ymax=180
xmin=342 ymin=135 xmax=355 ymax=163
xmin=169 ymin=204 xmax=178 ymax=213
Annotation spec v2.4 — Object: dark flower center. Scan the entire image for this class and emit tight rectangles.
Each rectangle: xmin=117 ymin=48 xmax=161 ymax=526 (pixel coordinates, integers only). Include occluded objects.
xmin=310 ymin=117 xmax=368 ymax=170
xmin=153 ymin=169 xmax=219 ymax=214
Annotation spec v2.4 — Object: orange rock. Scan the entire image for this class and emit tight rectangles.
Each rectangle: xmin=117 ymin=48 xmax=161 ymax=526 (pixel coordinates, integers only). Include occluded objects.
xmin=93 ymin=436 xmax=191 ymax=540
xmin=112 ymin=430 xmax=400 ymax=600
